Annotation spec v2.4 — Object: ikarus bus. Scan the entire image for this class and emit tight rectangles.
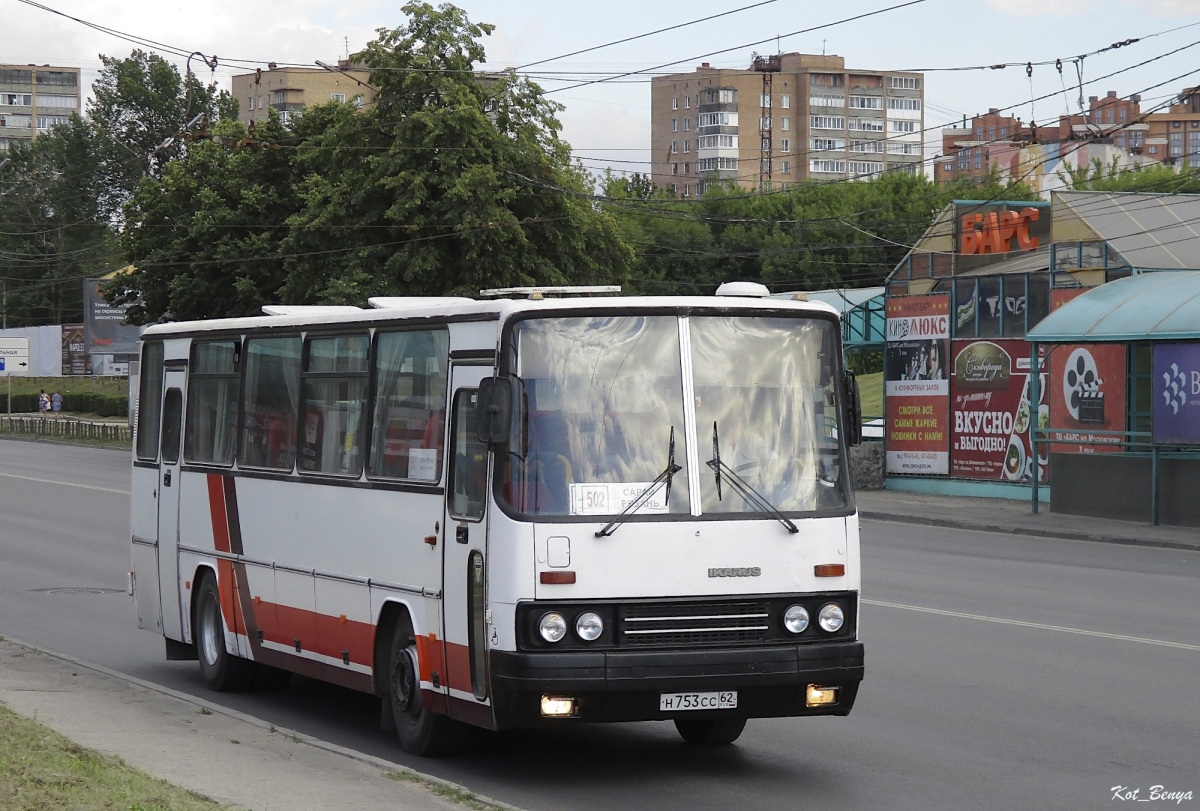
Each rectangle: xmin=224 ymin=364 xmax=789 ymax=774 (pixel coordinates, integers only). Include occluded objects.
xmin=128 ymin=284 xmax=865 ymax=755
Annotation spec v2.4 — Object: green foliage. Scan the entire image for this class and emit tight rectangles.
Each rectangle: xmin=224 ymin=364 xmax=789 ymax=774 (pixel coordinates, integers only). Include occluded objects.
xmin=605 ymin=169 xmax=1039 ymax=295
xmin=1059 ymin=156 xmax=1200 ymax=194
xmin=5 ymin=391 xmax=127 ymax=417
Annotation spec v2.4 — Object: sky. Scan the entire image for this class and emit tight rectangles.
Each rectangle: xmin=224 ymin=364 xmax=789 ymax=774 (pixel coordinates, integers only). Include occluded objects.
xmin=5 ymin=0 xmax=1200 ymax=179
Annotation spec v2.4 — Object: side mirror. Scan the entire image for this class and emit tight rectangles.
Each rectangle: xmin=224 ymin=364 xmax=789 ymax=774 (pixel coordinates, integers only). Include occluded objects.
xmin=843 ymin=371 xmax=862 ymax=447
xmin=477 ymin=375 xmax=518 ymax=445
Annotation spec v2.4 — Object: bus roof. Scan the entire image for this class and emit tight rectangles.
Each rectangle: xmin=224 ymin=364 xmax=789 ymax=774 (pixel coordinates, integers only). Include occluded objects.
xmin=140 ymin=295 xmax=840 ymax=339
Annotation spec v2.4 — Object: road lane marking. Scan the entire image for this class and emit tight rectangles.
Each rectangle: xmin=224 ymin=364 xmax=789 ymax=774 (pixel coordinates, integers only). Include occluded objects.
xmin=0 ymin=470 xmax=130 ymax=495
xmin=863 ymin=599 xmax=1200 ymax=652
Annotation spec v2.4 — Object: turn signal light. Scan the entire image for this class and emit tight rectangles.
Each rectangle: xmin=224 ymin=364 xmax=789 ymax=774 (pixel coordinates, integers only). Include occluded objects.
xmin=540 ymin=695 xmax=577 ymax=717
xmin=814 ymin=564 xmax=845 ymax=577
xmin=806 ymin=684 xmax=840 ymax=707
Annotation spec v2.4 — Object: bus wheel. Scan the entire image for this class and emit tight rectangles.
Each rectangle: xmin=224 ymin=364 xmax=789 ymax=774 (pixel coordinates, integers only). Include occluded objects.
xmin=388 ymin=619 xmax=456 ymax=756
xmin=673 ymin=717 xmax=747 ymax=745
xmin=195 ymin=574 xmax=253 ymax=692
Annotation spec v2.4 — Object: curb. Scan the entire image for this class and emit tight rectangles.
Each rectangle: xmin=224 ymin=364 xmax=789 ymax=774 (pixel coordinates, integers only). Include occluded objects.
xmin=0 ymin=635 xmax=527 ymax=811
xmin=859 ymin=510 xmax=1200 ymax=552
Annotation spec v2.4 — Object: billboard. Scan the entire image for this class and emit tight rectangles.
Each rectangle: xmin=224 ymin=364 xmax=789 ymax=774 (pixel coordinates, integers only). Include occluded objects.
xmin=1047 ymin=344 xmax=1127 ymax=453
xmin=1153 ymin=343 xmax=1200 ymax=446
xmin=950 ymin=340 xmax=1047 ymax=482
xmin=83 ymin=278 xmax=142 ymax=356
xmin=885 ymin=295 xmax=950 ymax=475
xmin=61 ymin=323 xmax=90 ymax=375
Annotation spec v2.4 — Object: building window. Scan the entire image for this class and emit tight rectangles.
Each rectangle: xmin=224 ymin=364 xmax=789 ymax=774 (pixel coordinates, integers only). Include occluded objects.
xmin=672 ymin=163 xmax=678 ymax=175
xmin=672 ymin=118 xmax=677 ymax=132
xmin=672 ymin=140 xmax=678 ymax=154
xmin=1170 ymin=132 xmax=1183 ymax=157
xmin=811 ymin=74 xmax=844 ymax=87
xmin=891 ymin=120 xmax=916 ymax=133
xmin=1120 ymin=109 xmax=1127 ymax=123
xmin=975 ymin=154 xmax=982 ymax=169
xmin=683 ymin=139 xmax=690 ymax=153
xmin=1107 ymin=109 xmax=1113 ymax=124
xmin=780 ymin=138 xmax=790 ymax=152
xmin=1172 ymin=121 xmax=1181 ymax=128
xmin=1 ymin=93 xmax=33 ymax=106
xmin=849 ymin=161 xmax=882 ymax=176
xmin=684 ymin=162 xmax=690 ymax=173
xmin=1189 ymin=132 xmax=1200 ymax=163
xmin=810 ymin=159 xmax=846 ymax=173
xmin=976 ymin=126 xmax=983 ymax=139
xmin=354 ymin=95 xmax=365 ymax=108
xmin=811 ymin=138 xmax=844 ymax=150
xmin=35 ymin=94 xmax=77 ymax=108
xmin=672 ymin=97 xmax=678 ymax=110
xmin=331 ymin=92 xmax=346 ymax=102
xmin=683 ymin=118 xmax=690 ymax=131
xmin=810 ymin=95 xmax=844 ymax=108
xmin=248 ymin=96 xmax=254 ymax=110
xmin=779 ymin=160 xmax=791 ymax=174
xmin=886 ymin=97 xmax=921 ymax=111
xmin=698 ymin=112 xmax=733 ymax=126
xmin=670 ymin=183 xmax=677 ymax=194
xmin=849 ymin=118 xmax=884 ymax=132
xmin=889 ymin=76 xmax=920 ymax=89
xmin=850 ymin=140 xmax=882 ymax=153
xmin=849 ymin=96 xmax=882 ymax=109
xmin=685 ymin=96 xmax=691 ymax=108
xmin=1000 ymin=126 xmax=1007 ymax=138
xmin=781 ymin=116 xmax=790 ymax=131
xmin=683 ymin=183 xmax=690 ymax=197
xmin=760 ymin=94 xmax=772 ymax=107
xmin=760 ymin=116 xmax=772 ymax=129
xmin=811 ymin=116 xmax=846 ymax=130
xmin=720 ymin=89 xmax=736 ymax=103
xmin=36 ymin=115 xmax=71 ymax=131
xmin=1149 ymin=146 xmax=1157 ymax=154
xmin=781 ymin=94 xmax=790 ymax=109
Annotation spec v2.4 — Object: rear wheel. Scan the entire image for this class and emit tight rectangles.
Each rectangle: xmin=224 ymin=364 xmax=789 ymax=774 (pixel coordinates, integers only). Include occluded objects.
xmin=674 ymin=716 xmax=747 ymax=745
xmin=195 ymin=574 xmax=254 ymax=692
xmin=388 ymin=618 xmax=458 ymax=756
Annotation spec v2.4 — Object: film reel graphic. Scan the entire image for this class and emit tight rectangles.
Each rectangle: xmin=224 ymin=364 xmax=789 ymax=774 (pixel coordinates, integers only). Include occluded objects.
xmin=1062 ymin=347 xmax=1100 ymax=421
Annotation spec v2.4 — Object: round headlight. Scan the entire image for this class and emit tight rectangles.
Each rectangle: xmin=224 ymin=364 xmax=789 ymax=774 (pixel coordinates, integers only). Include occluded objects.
xmin=575 ymin=612 xmax=604 ymax=641
xmin=818 ymin=603 xmax=845 ymax=633
xmin=539 ymin=612 xmax=567 ymax=643
xmin=783 ymin=604 xmax=810 ymax=634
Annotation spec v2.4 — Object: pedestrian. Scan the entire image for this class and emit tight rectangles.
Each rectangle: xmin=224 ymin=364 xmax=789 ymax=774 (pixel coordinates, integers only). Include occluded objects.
xmin=51 ymin=390 xmax=63 ymax=419
xmin=38 ymin=389 xmax=50 ymax=419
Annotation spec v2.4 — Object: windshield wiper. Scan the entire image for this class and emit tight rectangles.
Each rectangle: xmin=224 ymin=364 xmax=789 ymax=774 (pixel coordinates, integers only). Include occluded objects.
xmin=708 ymin=421 xmax=799 ymax=534
xmin=596 ymin=426 xmax=682 ymax=538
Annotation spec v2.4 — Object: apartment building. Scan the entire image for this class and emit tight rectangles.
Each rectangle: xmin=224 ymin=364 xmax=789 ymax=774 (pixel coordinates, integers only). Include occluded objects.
xmin=231 ymin=61 xmax=376 ymax=126
xmin=0 ymin=64 xmax=82 ymax=152
xmin=650 ymin=53 xmax=924 ymax=196
xmin=934 ymin=86 xmax=1200 ymax=185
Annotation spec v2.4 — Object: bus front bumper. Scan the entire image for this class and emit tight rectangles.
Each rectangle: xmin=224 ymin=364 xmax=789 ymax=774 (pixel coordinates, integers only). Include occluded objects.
xmin=489 ymin=641 xmax=863 ymax=728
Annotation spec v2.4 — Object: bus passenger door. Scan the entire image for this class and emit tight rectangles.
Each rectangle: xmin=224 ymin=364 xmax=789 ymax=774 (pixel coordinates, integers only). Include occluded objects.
xmin=157 ymin=373 xmax=186 ymax=641
xmin=442 ymin=364 xmax=492 ymax=722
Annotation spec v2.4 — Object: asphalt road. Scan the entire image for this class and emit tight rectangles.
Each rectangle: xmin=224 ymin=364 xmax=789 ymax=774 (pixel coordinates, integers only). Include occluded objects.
xmin=2 ymin=438 xmax=1197 ymax=811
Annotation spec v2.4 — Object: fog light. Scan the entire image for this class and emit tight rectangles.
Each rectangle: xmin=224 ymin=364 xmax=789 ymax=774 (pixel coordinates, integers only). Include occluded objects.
xmin=539 ymin=612 xmax=567 ymax=643
xmin=540 ymin=695 xmax=576 ymax=717
xmin=783 ymin=604 xmax=809 ymax=634
xmin=806 ymin=685 xmax=839 ymax=707
xmin=575 ymin=611 xmax=604 ymax=641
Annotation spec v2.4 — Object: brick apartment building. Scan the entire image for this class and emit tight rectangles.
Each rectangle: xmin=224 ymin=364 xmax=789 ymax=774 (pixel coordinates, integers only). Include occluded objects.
xmin=0 ymin=64 xmax=82 ymax=152
xmin=650 ymin=53 xmax=924 ymax=196
xmin=232 ymin=61 xmax=376 ymax=126
xmin=934 ymin=86 xmax=1200 ymax=185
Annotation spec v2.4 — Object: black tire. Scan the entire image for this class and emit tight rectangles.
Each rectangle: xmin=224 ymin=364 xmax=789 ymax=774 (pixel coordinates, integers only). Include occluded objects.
xmin=388 ymin=617 xmax=458 ymax=756
xmin=194 ymin=574 xmax=254 ymax=692
xmin=674 ymin=716 xmax=747 ymax=745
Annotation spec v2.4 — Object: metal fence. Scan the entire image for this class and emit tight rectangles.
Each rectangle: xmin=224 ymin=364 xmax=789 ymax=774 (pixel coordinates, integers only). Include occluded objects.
xmin=0 ymin=415 xmax=131 ymax=443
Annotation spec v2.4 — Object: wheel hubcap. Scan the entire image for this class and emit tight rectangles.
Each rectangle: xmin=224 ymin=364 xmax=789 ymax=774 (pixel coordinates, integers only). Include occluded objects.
xmin=391 ymin=644 xmax=421 ymax=721
xmin=200 ymin=596 xmax=221 ymax=666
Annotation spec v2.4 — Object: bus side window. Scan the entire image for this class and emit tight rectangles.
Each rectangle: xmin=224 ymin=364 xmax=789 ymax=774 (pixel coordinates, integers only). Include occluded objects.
xmin=369 ymin=329 xmax=449 ymax=482
xmin=299 ymin=334 xmax=369 ymax=477
xmin=450 ymin=390 xmax=487 ymax=520
xmin=135 ymin=343 xmax=165 ymax=461
xmin=185 ymin=340 xmax=239 ymax=466
xmin=240 ymin=336 xmax=302 ymax=471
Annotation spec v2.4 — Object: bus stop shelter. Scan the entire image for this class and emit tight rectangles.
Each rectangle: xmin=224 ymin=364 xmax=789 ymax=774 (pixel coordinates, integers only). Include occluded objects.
xmin=1027 ymin=271 xmax=1200 ymax=527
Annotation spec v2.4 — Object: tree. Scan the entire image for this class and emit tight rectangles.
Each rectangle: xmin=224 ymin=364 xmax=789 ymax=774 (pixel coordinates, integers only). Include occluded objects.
xmin=1060 ymin=156 xmax=1200 ymax=194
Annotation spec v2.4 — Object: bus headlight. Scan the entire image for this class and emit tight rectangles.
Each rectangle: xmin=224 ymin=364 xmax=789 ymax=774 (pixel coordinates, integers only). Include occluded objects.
xmin=575 ymin=612 xmax=604 ymax=641
xmin=818 ymin=603 xmax=845 ymax=633
xmin=783 ymin=604 xmax=810 ymax=634
xmin=539 ymin=612 xmax=567 ymax=643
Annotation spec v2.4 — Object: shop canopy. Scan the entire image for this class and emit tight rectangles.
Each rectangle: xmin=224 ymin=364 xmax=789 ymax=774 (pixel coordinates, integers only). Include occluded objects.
xmin=1026 ymin=271 xmax=1200 ymax=344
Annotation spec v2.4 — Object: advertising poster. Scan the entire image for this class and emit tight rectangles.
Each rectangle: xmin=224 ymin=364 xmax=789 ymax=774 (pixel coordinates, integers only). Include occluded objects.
xmin=950 ymin=340 xmax=1047 ymax=482
xmin=1153 ymin=343 xmax=1200 ymax=445
xmin=1047 ymin=344 xmax=1127 ymax=453
xmin=61 ymin=324 xmax=90 ymax=375
xmin=885 ymin=295 xmax=950 ymax=475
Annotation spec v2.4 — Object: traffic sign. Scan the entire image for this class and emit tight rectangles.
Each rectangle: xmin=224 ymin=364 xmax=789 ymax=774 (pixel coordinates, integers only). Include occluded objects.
xmin=0 ymin=337 xmax=31 ymax=376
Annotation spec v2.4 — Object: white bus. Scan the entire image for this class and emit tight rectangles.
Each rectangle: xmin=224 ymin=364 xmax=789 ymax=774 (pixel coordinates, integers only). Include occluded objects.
xmin=129 ymin=286 xmax=865 ymax=755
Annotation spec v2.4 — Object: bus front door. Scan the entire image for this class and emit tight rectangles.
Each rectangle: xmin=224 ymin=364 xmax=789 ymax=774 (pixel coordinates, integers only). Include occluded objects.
xmin=156 ymin=373 xmax=186 ymax=641
xmin=442 ymin=363 xmax=492 ymax=724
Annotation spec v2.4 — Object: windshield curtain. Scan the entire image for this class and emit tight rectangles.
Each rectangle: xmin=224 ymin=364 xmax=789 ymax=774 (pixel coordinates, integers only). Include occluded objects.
xmin=498 ymin=313 xmax=846 ymax=518
xmin=502 ymin=315 xmax=692 ymax=517
xmin=690 ymin=315 xmax=847 ymax=515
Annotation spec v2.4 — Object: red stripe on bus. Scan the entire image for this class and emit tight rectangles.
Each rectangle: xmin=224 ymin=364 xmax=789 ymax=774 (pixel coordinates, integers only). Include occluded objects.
xmin=206 ymin=474 xmax=231 ymax=554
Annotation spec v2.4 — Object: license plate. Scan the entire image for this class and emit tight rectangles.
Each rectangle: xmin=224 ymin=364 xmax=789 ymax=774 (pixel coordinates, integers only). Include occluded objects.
xmin=659 ymin=691 xmax=738 ymax=712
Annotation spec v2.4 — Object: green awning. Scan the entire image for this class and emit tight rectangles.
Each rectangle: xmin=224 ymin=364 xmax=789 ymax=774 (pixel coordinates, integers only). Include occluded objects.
xmin=1026 ymin=271 xmax=1200 ymax=343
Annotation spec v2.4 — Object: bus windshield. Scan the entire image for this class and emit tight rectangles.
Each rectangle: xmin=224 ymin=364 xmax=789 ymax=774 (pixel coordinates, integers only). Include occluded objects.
xmin=499 ymin=313 xmax=847 ymax=519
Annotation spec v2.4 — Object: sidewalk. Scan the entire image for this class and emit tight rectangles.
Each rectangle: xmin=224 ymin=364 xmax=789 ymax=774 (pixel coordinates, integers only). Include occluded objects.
xmin=856 ymin=488 xmax=1200 ymax=551
xmin=0 ymin=637 xmax=518 ymax=811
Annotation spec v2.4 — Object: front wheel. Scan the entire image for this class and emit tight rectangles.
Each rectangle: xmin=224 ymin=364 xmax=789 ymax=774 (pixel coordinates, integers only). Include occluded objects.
xmin=194 ymin=573 xmax=253 ymax=692
xmin=388 ymin=618 xmax=458 ymax=756
xmin=674 ymin=716 xmax=747 ymax=745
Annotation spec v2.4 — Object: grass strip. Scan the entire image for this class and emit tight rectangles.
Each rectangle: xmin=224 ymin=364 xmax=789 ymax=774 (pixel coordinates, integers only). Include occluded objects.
xmin=0 ymin=702 xmax=225 ymax=811
xmin=388 ymin=769 xmax=508 ymax=811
